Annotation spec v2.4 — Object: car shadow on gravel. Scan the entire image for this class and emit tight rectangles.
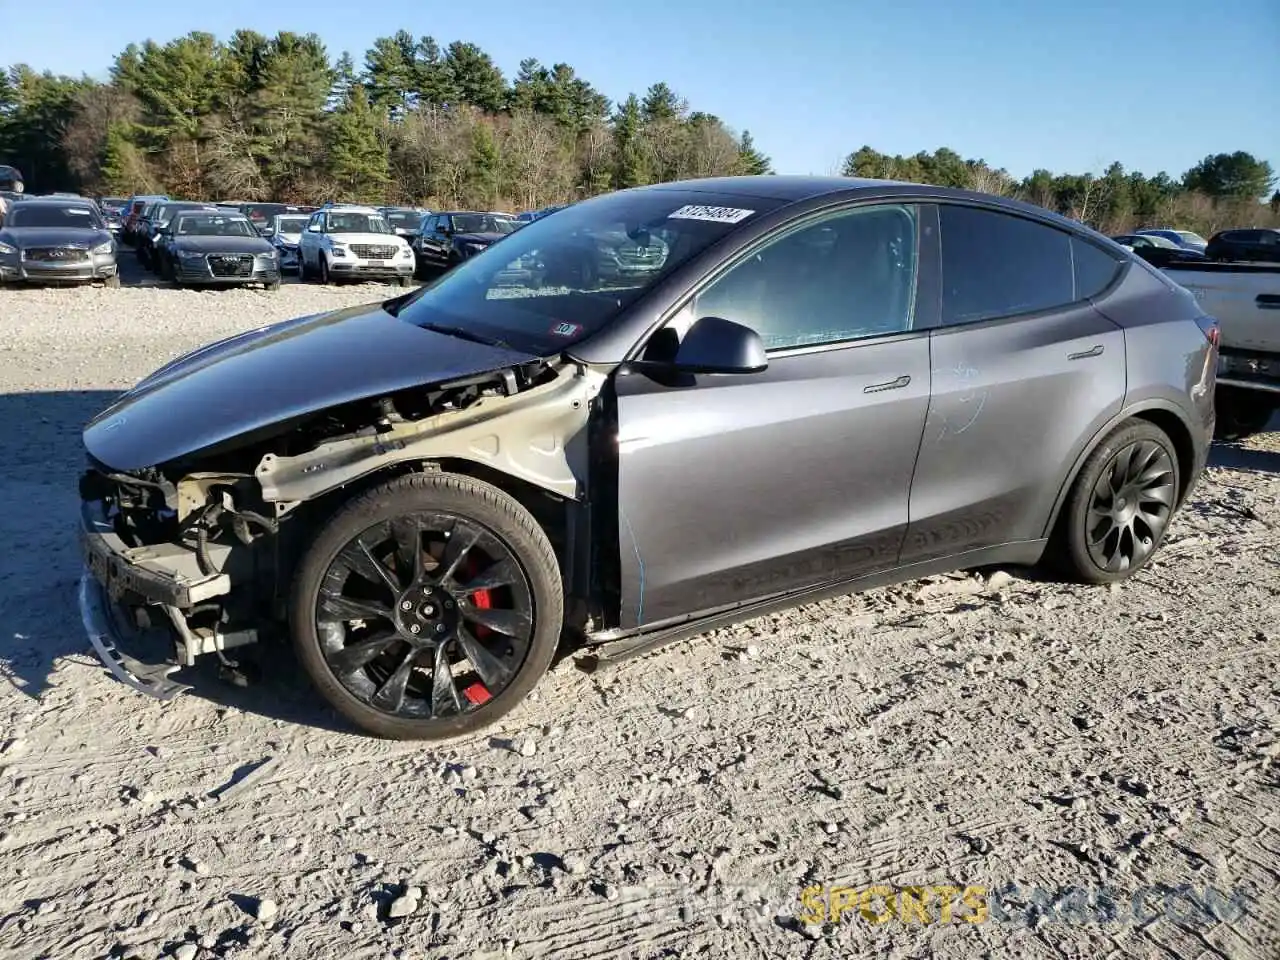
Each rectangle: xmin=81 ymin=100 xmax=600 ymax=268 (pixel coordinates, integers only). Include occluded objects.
xmin=0 ymin=390 xmax=121 ymax=698
xmin=0 ymin=388 xmax=567 ymax=732
xmin=1209 ymin=439 xmax=1280 ymax=475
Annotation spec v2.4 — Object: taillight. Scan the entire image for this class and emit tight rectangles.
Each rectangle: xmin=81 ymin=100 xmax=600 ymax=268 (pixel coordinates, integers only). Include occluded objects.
xmin=1195 ymin=315 xmax=1220 ymax=347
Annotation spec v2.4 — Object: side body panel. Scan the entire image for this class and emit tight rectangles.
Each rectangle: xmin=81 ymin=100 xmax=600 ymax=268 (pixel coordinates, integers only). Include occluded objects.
xmin=902 ymin=307 xmax=1127 ymax=563
xmin=612 ymin=338 xmax=931 ymax=628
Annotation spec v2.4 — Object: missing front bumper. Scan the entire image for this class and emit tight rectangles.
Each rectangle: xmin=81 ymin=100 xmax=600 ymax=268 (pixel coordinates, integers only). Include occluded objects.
xmin=78 ymin=572 xmax=192 ymax=700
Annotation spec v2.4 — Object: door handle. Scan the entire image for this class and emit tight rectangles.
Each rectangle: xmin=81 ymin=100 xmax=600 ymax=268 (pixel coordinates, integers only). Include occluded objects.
xmin=1258 ymin=295 xmax=1280 ymax=310
xmin=1068 ymin=344 xmax=1105 ymax=360
xmin=864 ymin=374 xmax=911 ymax=393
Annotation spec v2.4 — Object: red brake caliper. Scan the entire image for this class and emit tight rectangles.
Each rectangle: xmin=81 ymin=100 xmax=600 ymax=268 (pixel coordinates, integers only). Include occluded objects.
xmin=459 ymin=556 xmax=493 ymax=706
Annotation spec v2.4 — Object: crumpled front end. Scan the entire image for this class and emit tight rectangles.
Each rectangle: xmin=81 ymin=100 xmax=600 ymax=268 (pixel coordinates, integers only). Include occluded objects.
xmin=77 ymin=462 xmax=279 ymax=696
xmin=76 ymin=355 xmax=603 ymax=701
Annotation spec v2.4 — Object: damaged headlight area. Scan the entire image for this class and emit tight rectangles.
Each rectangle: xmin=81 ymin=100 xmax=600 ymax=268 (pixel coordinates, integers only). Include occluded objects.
xmin=77 ymin=357 xmax=595 ymax=701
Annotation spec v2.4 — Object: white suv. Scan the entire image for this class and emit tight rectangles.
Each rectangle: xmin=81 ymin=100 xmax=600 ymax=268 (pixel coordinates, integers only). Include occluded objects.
xmin=297 ymin=205 xmax=415 ymax=285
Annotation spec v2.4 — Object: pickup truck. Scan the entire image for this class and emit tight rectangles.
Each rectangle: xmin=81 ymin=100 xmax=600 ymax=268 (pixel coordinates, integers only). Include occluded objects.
xmin=1161 ymin=261 xmax=1280 ymax=440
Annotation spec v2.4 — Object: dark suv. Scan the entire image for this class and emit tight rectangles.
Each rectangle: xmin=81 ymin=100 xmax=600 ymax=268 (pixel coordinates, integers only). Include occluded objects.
xmin=1205 ymin=228 xmax=1280 ymax=263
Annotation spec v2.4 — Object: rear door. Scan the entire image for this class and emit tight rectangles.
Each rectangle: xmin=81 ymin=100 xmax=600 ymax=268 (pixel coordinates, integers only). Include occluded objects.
xmin=901 ymin=203 xmax=1128 ymax=564
xmin=612 ymin=202 xmax=936 ymax=629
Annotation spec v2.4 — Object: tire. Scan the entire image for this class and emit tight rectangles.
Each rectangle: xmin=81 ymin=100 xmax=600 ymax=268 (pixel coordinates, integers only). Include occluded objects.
xmin=395 ymin=275 xmax=412 ymax=287
xmin=298 ymin=251 xmax=310 ymax=281
xmin=264 ymin=280 xmax=281 ymax=292
xmin=289 ymin=472 xmax=564 ymax=740
xmin=318 ymin=254 xmax=332 ymax=285
xmin=102 ymin=274 xmax=121 ymax=288
xmin=1214 ymin=386 xmax=1275 ymax=441
xmin=1057 ymin=419 xmax=1181 ymax=584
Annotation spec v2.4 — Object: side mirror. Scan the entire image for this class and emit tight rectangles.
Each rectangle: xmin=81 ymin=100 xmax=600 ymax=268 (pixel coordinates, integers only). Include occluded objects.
xmin=307 ymin=223 xmax=321 ymax=232
xmin=632 ymin=316 xmax=768 ymax=377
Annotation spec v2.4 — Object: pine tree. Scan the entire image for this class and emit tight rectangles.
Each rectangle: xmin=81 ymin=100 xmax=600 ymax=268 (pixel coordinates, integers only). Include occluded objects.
xmin=326 ymin=85 xmax=388 ymax=198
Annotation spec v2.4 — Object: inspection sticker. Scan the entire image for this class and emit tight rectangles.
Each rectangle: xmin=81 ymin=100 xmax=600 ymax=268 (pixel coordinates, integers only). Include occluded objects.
xmin=667 ymin=204 xmax=755 ymax=224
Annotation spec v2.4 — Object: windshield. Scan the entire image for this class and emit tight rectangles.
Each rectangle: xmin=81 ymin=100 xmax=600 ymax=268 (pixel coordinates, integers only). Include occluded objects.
xmin=451 ymin=214 xmax=518 ymax=235
xmin=385 ymin=210 xmax=424 ymax=228
xmin=175 ymin=215 xmax=257 ymax=237
xmin=275 ymin=216 xmax=310 ymax=234
xmin=395 ymin=189 xmax=782 ymax=353
xmin=327 ymin=212 xmax=391 ymax=234
xmin=7 ymin=205 xmax=104 ymax=229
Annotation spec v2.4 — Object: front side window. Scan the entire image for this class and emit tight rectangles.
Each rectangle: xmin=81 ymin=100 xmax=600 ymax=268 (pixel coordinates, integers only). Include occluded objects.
xmin=939 ymin=205 xmax=1075 ymax=325
xmin=688 ymin=203 xmax=920 ymax=350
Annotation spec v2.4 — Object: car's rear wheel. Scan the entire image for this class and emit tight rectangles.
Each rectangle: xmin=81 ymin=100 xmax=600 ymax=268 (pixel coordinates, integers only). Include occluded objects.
xmin=1058 ymin=420 xmax=1180 ymax=584
xmin=290 ymin=472 xmax=563 ymax=740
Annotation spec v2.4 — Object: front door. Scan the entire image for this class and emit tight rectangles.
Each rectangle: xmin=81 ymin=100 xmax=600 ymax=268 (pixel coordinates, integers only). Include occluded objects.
xmin=613 ymin=202 xmax=934 ymax=629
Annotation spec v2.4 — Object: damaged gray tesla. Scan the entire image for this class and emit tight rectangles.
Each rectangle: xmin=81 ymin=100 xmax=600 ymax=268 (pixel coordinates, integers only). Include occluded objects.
xmin=78 ymin=175 xmax=1219 ymax=740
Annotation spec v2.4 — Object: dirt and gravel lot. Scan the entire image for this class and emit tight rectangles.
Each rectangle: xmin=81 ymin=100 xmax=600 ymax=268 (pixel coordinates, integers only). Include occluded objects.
xmin=0 ymin=263 xmax=1277 ymax=960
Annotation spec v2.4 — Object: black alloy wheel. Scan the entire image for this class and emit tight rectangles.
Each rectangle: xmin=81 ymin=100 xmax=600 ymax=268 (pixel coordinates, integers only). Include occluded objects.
xmin=1060 ymin=420 xmax=1181 ymax=583
xmin=291 ymin=473 xmax=563 ymax=739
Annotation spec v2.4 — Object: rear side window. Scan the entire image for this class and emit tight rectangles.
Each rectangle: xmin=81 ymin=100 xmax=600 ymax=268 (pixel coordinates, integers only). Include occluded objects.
xmin=938 ymin=205 xmax=1074 ymax=325
xmin=1072 ymin=238 xmax=1123 ymax=299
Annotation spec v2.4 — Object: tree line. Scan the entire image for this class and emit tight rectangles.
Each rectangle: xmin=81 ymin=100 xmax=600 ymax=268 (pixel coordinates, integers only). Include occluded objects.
xmin=0 ymin=28 xmax=1275 ymax=234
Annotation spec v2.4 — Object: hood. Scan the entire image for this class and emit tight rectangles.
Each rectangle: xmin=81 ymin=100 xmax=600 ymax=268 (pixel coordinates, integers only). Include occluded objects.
xmin=274 ymin=231 xmax=302 ymax=245
xmin=1 ymin=226 xmax=112 ymax=248
xmin=83 ymin=301 xmax=539 ymax=471
xmin=454 ymin=232 xmax=507 ymax=246
xmin=171 ymin=234 xmax=274 ymax=254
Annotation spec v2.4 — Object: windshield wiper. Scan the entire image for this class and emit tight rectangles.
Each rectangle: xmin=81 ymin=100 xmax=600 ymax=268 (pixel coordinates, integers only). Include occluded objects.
xmin=419 ymin=322 xmax=515 ymax=351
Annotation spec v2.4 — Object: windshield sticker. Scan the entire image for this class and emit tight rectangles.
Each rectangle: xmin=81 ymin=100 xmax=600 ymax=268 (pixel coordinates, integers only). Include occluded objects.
xmin=668 ymin=204 xmax=755 ymax=224
xmin=549 ymin=321 xmax=582 ymax=337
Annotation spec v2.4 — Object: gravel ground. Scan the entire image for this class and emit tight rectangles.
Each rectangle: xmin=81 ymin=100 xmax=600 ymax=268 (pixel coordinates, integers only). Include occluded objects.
xmin=0 ymin=266 xmax=1278 ymax=960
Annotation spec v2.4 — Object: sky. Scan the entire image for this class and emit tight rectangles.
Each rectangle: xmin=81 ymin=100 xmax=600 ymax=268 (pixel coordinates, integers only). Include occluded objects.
xmin=0 ymin=0 xmax=1276 ymax=182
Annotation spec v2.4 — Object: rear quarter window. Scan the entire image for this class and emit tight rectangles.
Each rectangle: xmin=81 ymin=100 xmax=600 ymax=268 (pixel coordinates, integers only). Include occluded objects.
xmin=1071 ymin=238 xmax=1124 ymax=299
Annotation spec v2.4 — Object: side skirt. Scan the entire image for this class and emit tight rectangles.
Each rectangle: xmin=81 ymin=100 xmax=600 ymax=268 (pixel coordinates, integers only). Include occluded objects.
xmin=576 ymin=540 xmax=1048 ymax=671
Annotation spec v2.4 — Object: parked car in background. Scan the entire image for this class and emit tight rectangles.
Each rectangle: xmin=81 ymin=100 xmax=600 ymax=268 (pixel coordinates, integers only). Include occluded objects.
xmin=298 ymin=204 xmax=415 ymax=285
xmin=0 ymin=196 xmax=118 ymax=287
xmin=224 ymin=202 xmax=316 ymax=234
xmin=1111 ymin=233 xmax=1207 ymax=268
xmin=1205 ymin=228 xmax=1280 ymax=264
xmin=517 ymin=204 xmax=568 ymax=223
xmin=121 ymin=195 xmax=169 ymax=245
xmin=414 ymin=210 xmax=521 ymax=276
xmin=154 ymin=209 xmax=281 ymax=290
xmin=265 ymin=212 xmax=313 ymax=273
xmin=77 ymin=175 xmax=1216 ymax=739
xmin=1162 ymin=258 xmax=1280 ymax=439
xmin=136 ymin=201 xmax=216 ymax=270
xmin=0 ymin=165 xmax=25 ymax=194
xmin=1134 ymin=228 xmax=1208 ymax=253
xmin=378 ymin=206 xmax=430 ymax=241
xmin=98 ymin=196 xmax=127 ymax=234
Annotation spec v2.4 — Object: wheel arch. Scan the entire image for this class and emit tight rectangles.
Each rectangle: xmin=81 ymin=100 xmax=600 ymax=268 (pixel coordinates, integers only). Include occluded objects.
xmin=1042 ymin=399 xmax=1198 ymax=541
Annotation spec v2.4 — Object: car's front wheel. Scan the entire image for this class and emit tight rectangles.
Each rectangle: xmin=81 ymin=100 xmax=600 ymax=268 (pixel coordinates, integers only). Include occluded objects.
xmin=1058 ymin=419 xmax=1181 ymax=584
xmin=290 ymin=472 xmax=564 ymax=740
